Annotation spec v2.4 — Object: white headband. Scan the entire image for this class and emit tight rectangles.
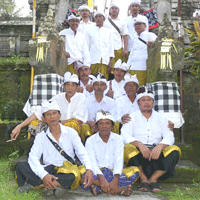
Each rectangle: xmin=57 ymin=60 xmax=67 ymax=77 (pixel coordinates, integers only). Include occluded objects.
xmin=78 ymin=4 xmax=91 ymax=12
xmin=124 ymin=73 xmax=139 ymax=85
xmin=129 ymin=0 xmax=141 ymax=6
xmin=64 ymin=72 xmax=79 ymax=84
xmin=135 ymin=17 xmax=146 ymax=25
xmin=109 ymin=3 xmax=119 ymax=9
xmin=94 ymin=11 xmax=105 ymax=18
xmin=96 ymin=110 xmax=114 ymax=123
xmin=136 ymin=87 xmax=154 ymax=101
xmin=68 ymin=13 xmax=80 ymax=21
xmin=41 ymin=100 xmax=60 ymax=114
xmin=77 ymin=61 xmax=90 ymax=70
xmin=92 ymin=73 xmax=107 ymax=84
xmin=114 ymin=59 xmax=127 ymax=71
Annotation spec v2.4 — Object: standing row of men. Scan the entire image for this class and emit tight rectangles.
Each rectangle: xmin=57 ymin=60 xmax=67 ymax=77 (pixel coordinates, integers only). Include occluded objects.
xmin=59 ymin=0 xmax=157 ymax=86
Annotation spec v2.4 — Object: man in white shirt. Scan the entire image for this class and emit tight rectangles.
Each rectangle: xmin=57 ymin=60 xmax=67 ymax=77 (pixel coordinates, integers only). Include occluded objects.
xmin=82 ymin=110 xmax=139 ymax=196
xmin=77 ymin=61 xmax=94 ymax=97
xmin=126 ymin=18 xmax=157 ymax=86
xmin=104 ymin=3 xmax=129 ymax=75
xmin=11 ymin=72 xmax=88 ymax=140
xmin=78 ymin=4 xmax=95 ymax=35
xmin=59 ymin=13 xmax=91 ymax=75
xmin=121 ymin=87 xmax=181 ymax=192
xmin=15 ymin=101 xmax=93 ymax=196
xmin=105 ymin=59 xmax=127 ymax=100
xmin=85 ymin=11 xmax=114 ymax=80
xmin=116 ymin=73 xmax=139 ymax=123
xmin=81 ymin=73 xmax=118 ymax=143
xmin=124 ymin=0 xmax=149 ymax=62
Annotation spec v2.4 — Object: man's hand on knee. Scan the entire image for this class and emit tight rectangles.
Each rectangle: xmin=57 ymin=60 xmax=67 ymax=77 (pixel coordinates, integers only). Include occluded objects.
xmin=83 ymin=169 xmax=93 ymax=188
xmin=138 ymin=143 xmax=151 ymax=159
xmin=108 ymin=175 xmax=119 ymax=195
xmin=149 ymin=145 xmax=163 ymax=160
xmin=98 ymin=175 xmax=109 ymax=193
xmin=43 ymin=174 xmax=58 ymax=189
xmin=11 ymin=125 xmax=22 ymax=140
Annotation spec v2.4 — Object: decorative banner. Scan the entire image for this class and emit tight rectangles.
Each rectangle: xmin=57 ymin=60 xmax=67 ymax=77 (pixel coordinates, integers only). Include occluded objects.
xmin=36 ymin=36 xmax=48 ymax=63
xmin=160 ymin=38 xmax=177 ymax=70
xmin=88 ymin=0 xmax=94 ymax=8
xmin=141 ymin=8 xmax=159 ymax=30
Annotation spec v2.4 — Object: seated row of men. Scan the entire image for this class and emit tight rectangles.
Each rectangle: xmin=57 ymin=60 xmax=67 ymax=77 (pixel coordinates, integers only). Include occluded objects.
xmin=15 ymin=87 xmax=181 ymax=196
xmin=60 ymin=1 xmax=157 ymax=85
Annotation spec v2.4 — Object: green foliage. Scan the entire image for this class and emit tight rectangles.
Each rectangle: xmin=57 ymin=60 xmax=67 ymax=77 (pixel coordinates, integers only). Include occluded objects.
xmin=185 ymin=23 xmax=200 ymax=76
xmin=0 ymin=55 xmax=29 ymax=67
xmin=0 ymin=158 xmax=43 ymax=200
xmin=159 ymin=182 xmax=200 ymax=200
xmin=0 ymin=0 xmax=22 ymax=19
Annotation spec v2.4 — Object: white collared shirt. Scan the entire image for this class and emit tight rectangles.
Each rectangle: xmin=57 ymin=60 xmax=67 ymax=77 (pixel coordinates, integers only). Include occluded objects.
xmin=86 ymin=94 xmax=118 ymax=122
xmin=121 ymin=110 xmax=175 ymax=146
xmin=28 ymin=124 xmax=91 ymax=179
xmin=105 ymin=79 xmax=126 ymax=100
xmin=85 ymin=132 xmax=124 ymax=176
xmin=104 ymin=17 xmax=128 ymax=50
xmin=78 ymin=20 xmax=95 ymax=35
xmin=116 ymin=95 xmax=139 ymax=121
xmin=79 ymin=79 xmax=94 ymax=97
xmin=85 ymin=26 xmax=114 ymax=65
xmin=59 ymin=28 xmax=91 ymax=65
xmin=125 ymin=14 xmax=149 ymax=52
xmin=127 ymin=30 xmax=157 ymax=71
xmin=35 ymin=92 xmax=88 ymax=123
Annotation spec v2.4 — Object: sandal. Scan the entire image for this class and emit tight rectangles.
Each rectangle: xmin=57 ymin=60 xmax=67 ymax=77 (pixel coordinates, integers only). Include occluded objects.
xmin=138 ymin=182 xmax=149 ymax=192
xmin=120 ymin=185 xmax=132 ymax=196
xmin=150 ymin=182 xmax=162 ymax=192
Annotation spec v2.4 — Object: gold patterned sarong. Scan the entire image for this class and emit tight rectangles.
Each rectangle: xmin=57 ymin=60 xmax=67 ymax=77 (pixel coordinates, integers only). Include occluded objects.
xmin=64 ymin=119 xmax=81 ymax=135
xmin=91 ymin=62 xmax=109 ymax=80
xmin=124 ymin=144 xmax=140 ymax=166
xmin=122 ymin=166 xmax=140 ymax=184
xmin=124 ymin=144 xmax=181 ymax=166
xmin=127 ymin=70 xmax=147 ymax=86
xmin=56 ymin=161 xmax=85 ymax=190
xmin=67 ymin=63 xmax=78 ymax=75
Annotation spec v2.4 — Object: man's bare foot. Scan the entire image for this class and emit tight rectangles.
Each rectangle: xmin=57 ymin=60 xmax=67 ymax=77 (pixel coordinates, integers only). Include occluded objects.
xmin=138 ymin=182 xmax=149 ymax=192
xmin=119 ymin=185 xmax=131 ymax=196
xmin=90 ymin=185 xmax=98 ymax=196
xmin=150 ymin=182 xmax=162 ymax=192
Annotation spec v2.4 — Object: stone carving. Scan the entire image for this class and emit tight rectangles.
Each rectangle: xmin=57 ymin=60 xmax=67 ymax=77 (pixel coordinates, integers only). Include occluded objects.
xmin=147 ymin=13 xmax=184 ymax=83
xmin=29 ymin=7 xmax=67 ymax=76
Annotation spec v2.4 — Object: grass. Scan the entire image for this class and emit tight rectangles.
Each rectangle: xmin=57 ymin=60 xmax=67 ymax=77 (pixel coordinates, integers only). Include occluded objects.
xmin=0 ymin=158 xmax=43 ymax=200
xmin=159 ymin=182 xmax=200 ymax=200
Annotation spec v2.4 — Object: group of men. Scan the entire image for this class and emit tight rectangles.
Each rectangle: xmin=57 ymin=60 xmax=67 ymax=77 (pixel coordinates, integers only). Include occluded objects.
xmin=59 ymin=0 xmax=157 ymax=85
xmin=11 ymin=0 xmax=181 ymax=197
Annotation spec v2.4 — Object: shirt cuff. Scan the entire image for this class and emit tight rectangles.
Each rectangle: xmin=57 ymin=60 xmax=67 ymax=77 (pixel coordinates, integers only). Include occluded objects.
xmin=40 ymin=170 xmax=49 ymax=180
xmin=125 ymin=136 xmax=136 ymax=144
xmin=159 ymin=138 xmax=174 ymax=146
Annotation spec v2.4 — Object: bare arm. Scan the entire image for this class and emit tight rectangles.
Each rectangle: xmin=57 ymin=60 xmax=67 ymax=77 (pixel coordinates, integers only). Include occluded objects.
xmin=11 ymin=114 xmax=38 ymax=140
xmin=122 ymin=35 xmax=128 ymax=57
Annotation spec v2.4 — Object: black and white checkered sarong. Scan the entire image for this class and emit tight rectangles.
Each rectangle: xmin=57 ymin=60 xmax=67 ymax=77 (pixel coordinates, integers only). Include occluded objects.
xmin=29 ymin=74 xmax=64 ymax=106
xmin=147 ymin=82 xmax=181 ymax=113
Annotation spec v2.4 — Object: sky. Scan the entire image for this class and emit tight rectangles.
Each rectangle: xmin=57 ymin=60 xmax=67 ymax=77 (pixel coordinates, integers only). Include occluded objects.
xmin=14 ymin=0 xmax=31 ymax=17
xmin=14 ymin=0 xmax=129 ymax=19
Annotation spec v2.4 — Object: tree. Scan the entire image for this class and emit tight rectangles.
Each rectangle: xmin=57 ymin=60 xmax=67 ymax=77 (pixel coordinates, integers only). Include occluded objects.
xmin=0 ymin=0 xmax=22 ymax=19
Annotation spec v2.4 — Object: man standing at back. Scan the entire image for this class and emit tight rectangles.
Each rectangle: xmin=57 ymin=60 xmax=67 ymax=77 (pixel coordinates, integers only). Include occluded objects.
xmin=124 ymin=0 xmax=149 ymax=62
xmin=104 ymin=3 xmax=129 ymax=75
xmin=85 ymin=11 xmax=114 ymax=80
xmin=59 ymin=13 xmax=90 ymax=74
xmin=78 ymin=4 xmax=95 ymax=35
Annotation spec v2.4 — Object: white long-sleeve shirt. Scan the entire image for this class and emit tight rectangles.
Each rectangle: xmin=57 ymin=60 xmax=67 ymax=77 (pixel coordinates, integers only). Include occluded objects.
xmin=28 ymin=123 xmax=91 ymax=179
xmin=78 ymin=20 xmax=95 ymax=35
xmin=104 ymin=17 xmax=128 ymax=51
xmin=104 ymin=79 xmax=126 ymax=100
xmin=59 ymin=28 xmax=91 ymax=66
xmin=116 ymin=95 xmax=139 ymax=121
xmin=85 ymin=26 xmax=114 ymax=65
xmin=127 ymin=30 xmax=157 ymax=71
xmin=86 ymin=94 xmax=118 ymax=122
xmin=121 ymin=110 xmax=175 ymax=146
xmin=35 ymin=92 xmax=88 ymax=123
xmin=85 ymin=132 xmax=124 ymax=176
xmin=125 ymin=14 xmax=149 ymax=52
